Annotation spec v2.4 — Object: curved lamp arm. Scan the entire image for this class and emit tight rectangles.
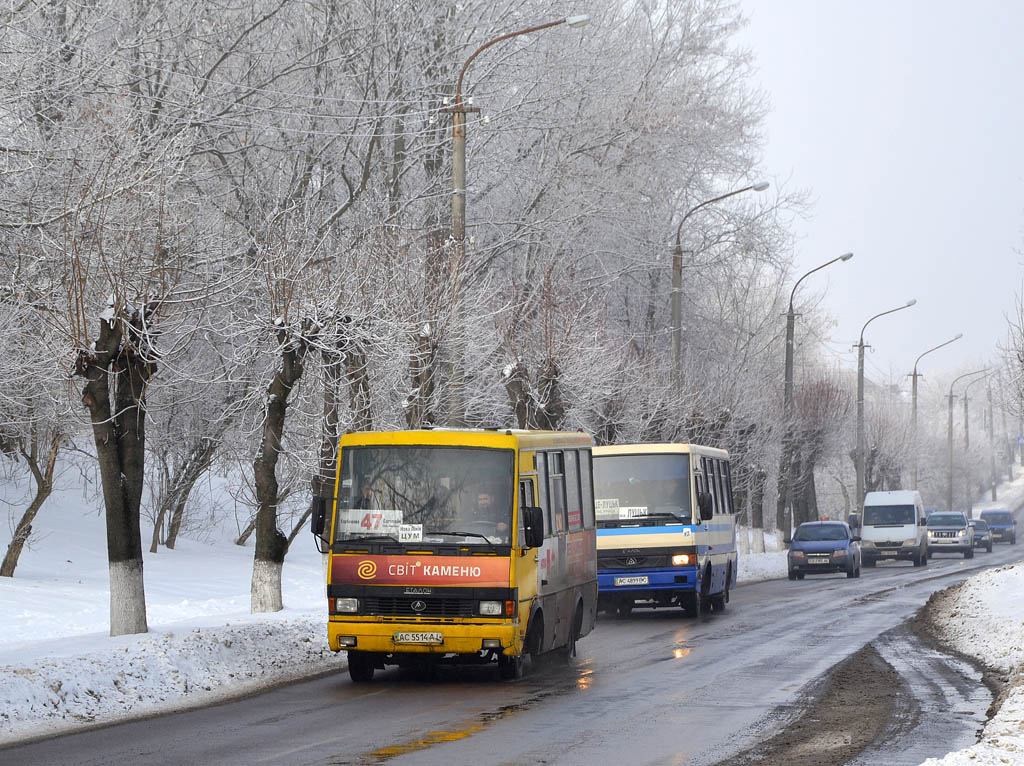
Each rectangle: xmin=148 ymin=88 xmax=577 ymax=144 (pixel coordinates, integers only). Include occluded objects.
xmin=912 ymin=334 xmax=963 ymax=377
xmin=788 ymin=252 xmax=853 ymax=313
xmin=455 ymin=15 xmax=591 ymax=106
xmin=674 ymin=181 xmax=769 ymax=250
xmin=859 ymin=299 xmax=916 ymax=346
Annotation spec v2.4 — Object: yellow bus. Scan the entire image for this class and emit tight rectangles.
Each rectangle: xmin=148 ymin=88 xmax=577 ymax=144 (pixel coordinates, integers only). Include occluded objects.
xmin=592 ymin=443 xmax=737 ymax=617
xmin=310 ymin=428 xmax=598 ymax=681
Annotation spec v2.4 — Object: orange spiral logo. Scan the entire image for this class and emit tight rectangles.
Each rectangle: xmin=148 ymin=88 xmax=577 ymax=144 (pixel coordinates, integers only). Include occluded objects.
xmin=356 ymin=560 xmax=377 ymax=580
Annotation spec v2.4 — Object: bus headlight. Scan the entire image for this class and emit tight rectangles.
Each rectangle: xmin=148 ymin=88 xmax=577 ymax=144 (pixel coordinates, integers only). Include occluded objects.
xmin=672 ymin=554 xmax=691 ymax=566
xmin=334 ymin=597 xmax=359 ymax=613
xmin=479 ymin=600 xmax=503 ymax=616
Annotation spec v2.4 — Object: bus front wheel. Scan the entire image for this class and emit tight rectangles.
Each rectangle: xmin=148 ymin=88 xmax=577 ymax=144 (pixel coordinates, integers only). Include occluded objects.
xmin=347 ymin=650 xmax=376 ymax=683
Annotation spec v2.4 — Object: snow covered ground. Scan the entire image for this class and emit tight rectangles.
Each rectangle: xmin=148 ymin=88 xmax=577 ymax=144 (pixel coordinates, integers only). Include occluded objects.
xmin=1 ymin=470 xmax=1022 ymax=765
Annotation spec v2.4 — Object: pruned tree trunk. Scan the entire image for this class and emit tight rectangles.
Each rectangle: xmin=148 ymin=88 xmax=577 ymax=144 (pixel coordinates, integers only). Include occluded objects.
xmin=1 ymin=430 xmax=61 ymax=577
xmin=76 ymin=304 xmax=156 ymax=637
xmin=750 ymin=469 xmax=767 ymax=553
xmin=251 ymin=322 xmax=313 ymax=613
xmin=404 ymin=322 xmax=437 ymax=428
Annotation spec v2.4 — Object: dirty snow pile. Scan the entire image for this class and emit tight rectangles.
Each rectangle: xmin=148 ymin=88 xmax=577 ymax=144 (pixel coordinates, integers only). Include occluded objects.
xmin=919 ymin=563 xmax=1024 ymax=766
xmin=920 ymin=469 xmax=1024 ymax=766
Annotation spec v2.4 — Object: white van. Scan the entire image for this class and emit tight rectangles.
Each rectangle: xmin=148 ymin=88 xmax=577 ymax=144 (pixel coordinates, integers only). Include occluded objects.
xmin=855 ymin=490 xmax=928 ymax=567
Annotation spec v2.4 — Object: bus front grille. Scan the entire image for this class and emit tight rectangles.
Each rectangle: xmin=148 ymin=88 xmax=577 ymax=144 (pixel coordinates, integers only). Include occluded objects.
xmin=361 ymin=597 xmax=475 ymax=618
xmin=598 ymin=554 xmax=670 ymax=569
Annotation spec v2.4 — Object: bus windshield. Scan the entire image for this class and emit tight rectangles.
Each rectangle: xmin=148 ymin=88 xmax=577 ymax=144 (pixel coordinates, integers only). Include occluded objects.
xmin=592 ymin=453 xmax=692 ymax=527
xmin=334 ymin=446 xmax=514 ymax=545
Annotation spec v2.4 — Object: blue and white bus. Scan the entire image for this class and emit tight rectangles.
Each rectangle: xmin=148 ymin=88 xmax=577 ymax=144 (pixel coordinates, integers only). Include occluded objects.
xmin=592 ymin=443 xmax=737 ymax=617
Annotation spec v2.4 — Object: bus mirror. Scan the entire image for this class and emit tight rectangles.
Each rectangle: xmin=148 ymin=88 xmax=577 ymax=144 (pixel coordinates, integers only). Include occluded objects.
xmin=523 ymin=506 xmax=544 ymax=548
xmin=697 ymin=492 xmax=713 ymax=521
xmin=310 ymin=496 xmax=328 ymax=537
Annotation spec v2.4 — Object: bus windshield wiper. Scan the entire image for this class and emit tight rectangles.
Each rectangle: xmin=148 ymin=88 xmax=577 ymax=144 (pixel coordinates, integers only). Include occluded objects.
xmin=341 ymin=534 xmax=400 ymax=543
xmin=637 ymin=512 xmax=689 ymax=523
xmin=429 ymin=530 xmax=499 ymax=550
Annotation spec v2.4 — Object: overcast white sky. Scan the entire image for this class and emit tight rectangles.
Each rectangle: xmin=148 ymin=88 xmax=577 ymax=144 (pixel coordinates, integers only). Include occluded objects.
xmin=736 ymin=0 xmax=1024 ymax=390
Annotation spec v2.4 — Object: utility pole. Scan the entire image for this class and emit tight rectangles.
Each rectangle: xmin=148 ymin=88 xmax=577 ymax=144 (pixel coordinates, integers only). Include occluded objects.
xmin=909 ymin=335 xmax=962 ymax=489
xmin=856 ymin=300 xmax=916 ymax=507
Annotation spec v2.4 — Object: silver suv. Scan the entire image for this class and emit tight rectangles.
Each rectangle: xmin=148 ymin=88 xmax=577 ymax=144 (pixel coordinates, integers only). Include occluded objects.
xmin=926 ymin=511 xmax=974 ymax=558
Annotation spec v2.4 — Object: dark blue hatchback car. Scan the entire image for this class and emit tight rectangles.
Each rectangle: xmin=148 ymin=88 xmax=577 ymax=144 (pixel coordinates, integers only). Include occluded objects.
xmin=785 ymin=520 xmax=862 ymax=580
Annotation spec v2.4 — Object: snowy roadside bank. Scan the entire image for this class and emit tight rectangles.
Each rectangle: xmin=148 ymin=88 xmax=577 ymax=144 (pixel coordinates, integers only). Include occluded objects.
xmin=918 ymin=562 xmax=1024 ymax=766
xmin=0 ymin=611 xmax=345 ymax=746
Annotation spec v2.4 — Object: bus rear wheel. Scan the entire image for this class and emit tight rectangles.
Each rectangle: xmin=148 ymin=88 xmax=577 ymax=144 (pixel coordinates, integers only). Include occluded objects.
xmin=347 ymin=650 xmax=376 ymax=683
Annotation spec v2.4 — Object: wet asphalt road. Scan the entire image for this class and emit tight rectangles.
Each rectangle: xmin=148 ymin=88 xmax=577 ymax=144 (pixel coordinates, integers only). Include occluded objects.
xmin=5 ymin=542 xmax=1023 ymax=766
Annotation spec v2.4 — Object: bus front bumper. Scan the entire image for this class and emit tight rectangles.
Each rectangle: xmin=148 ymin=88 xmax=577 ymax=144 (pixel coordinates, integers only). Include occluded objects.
xmin=597 ymin=566 xmax=698 ymax=594
xmin=328 ymin=618 xmax=523 ymax=656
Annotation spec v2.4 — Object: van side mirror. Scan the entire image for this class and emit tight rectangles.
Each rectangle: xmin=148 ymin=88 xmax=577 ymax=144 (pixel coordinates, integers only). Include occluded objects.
xmin=310 ymin=496 xmax=328 ymax=537
xmin=851 ymin=536 xmax=861 ymax=542
xmin=698 ymin=492 xmax=714 ymax=521
xmin=919 ymin=517 xmax=927 ymax=526
xmin=847 ymin=513 xmax=860 ymax=529
xmin=783 ymin=538 xmax=792 ymax=546
xmin=523 ymin=506 xmax=544 ymax=549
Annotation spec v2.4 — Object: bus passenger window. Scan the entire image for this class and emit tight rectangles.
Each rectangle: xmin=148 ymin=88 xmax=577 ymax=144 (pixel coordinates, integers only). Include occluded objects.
xmin=713 ymin=460 xmax=726 ymax=515
xmin=702 ymin=457 xmax=718 ymax=514
xmin=723 ymin=461 xmax=735 ymax=514
xmin=579 ymin=449 xmax=595 ymax=530
xmin=535 ymin=451 xmax=551 ymax=535
xmin=565 ymin=450 xmax=582 ymax=532
xmin=548 ymin=451 xmax=567 ymax=534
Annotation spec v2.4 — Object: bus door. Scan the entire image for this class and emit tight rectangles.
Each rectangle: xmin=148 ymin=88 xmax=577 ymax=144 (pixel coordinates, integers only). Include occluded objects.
xmin=517 ymin=476 xmax=540 ymax=620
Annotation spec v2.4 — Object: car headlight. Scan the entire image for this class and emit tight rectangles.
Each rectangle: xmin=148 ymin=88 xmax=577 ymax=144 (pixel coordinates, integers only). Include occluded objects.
xmin=334 ymin=597 xmax=359 ymax=613
xmin=832 ymin=549 xmax=848 ymax=557
xmin=790 ymin=550 xmax=805 ymax=558
xmin=958 ymin=529 xmax=967 ymax=537
xmin=479 ymin=600 xmax=503 ymax=616
xmin=672 ymin=553 xmax=692 ymax=566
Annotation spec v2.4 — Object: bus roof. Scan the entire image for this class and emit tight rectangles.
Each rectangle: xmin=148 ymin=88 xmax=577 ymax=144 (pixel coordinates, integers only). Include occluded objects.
xmin=593 ymin=442 xmax=729 ymax=459
xmin=338 ymin=429 xmax=592 ymax=451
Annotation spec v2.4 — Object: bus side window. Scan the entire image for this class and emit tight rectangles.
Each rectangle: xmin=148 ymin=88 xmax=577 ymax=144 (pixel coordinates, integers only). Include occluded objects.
xmin=549 ymin=451 xmax=567 ymax=534
xmin=723 ymin=461 xmax=735 ymax=514
xmin=536 ymin=452 xmax=551 ymax=536
xmin=565 ymin=450 xmax=582 ymax=532
xmin=518 ymin=479 xmax=535 ymax=540
xmin=712 ymin=460 xmax=726 ymax=516
xmin=701 ymin=457 xmax=718 ymax=514
xmin=579 ymin=449 xmax=595 ymax=530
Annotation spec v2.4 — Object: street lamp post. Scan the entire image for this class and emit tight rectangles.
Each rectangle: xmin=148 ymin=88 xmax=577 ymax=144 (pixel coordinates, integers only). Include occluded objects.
xmin=451 ymin=14 xmax=590 ymax=251
xmin=446 ymin=14 xmax=589 ymax=426
xmin=947 ymin=368 xmax=987 ymax=512
xmin=779 ymin=252 xmax=853 ymax=528
xmin=855 ymin=299 xmax=916 ymax=508
xmin=962 ymin=373 xmax=990 ymax=514
xmin=909 ymin=334 xmax=962 ymax=489
xmin=672 ymin=181 xmax=769 ymax=385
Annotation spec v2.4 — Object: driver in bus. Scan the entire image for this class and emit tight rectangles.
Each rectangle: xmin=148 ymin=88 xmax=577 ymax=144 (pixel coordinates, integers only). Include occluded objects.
xmin=353 ymin=481 xmax=376 ymax=510
xmin=471 ymin=488 xmax=510 ymax=543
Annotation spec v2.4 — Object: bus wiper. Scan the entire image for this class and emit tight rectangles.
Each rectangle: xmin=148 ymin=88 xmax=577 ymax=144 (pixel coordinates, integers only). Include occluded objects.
xmin=640 ymin=512 xmax=688 ymax=523
xmin=343 ymin=534 xmax=400 ymax=543
xmin=429 ymin=530 xmax=499 ymax=550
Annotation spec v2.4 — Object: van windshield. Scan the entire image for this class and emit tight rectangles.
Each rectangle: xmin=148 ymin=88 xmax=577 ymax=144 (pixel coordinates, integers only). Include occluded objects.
xmin=862 ymin=505 xmax=916 ymax=526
